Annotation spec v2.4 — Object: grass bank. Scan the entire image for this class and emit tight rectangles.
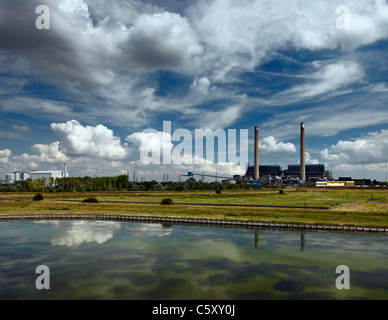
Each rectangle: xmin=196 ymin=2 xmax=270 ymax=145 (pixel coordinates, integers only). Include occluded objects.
xmin=1 ymin=188 xmax=388 ymax=227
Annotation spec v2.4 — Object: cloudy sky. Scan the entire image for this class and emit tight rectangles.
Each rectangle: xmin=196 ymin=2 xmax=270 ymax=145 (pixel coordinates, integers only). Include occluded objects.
xmin=1 ymin=0 xmax=388 ymax=181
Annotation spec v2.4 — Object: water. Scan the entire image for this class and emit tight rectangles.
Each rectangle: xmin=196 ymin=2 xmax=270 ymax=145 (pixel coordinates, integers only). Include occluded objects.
xmin=0 ymin=219 xmax=387 ymax=300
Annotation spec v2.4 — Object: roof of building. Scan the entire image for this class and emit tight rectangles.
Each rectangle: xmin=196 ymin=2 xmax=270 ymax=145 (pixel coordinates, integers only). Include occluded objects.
xmin=30 ymin=171 xmax=63 ymax=174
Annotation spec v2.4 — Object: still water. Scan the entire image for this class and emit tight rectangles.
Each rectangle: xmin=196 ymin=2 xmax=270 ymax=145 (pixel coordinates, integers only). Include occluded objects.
xmin=0 ymin=219 xmax=387 ymax=300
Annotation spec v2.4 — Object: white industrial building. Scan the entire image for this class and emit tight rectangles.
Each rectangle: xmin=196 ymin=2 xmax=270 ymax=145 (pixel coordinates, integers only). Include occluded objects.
xmin=29 ymin=171 xmax=67 ymax=180
xmin=5 ymin=164 xmax=69 ymax=184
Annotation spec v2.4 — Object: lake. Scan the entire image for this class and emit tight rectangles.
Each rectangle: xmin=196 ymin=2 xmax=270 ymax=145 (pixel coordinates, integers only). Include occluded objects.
xmin=0 ymin=219 xmax=387 ymax=300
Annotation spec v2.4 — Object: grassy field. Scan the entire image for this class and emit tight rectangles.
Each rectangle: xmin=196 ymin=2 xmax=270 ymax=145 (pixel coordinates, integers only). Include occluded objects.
xmin=1 ymin=188 xmax=388 ymax=227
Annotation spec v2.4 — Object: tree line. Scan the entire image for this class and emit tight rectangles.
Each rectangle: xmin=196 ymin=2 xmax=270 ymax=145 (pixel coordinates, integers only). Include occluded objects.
xmin=0 ymin=175 xmax=255 ymax=192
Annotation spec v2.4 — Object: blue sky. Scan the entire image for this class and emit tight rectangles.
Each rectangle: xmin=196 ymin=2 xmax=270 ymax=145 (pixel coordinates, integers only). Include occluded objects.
xmin=1 ymin=0 xmax=388 ymax=181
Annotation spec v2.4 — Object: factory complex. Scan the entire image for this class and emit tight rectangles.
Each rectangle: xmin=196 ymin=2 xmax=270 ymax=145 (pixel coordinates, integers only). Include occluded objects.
xmin=5 ymin=164 xmax=69 ymax=185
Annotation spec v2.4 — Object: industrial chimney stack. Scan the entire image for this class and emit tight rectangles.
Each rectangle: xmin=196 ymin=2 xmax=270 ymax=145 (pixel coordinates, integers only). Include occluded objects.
xmin=300 ymin=123 xmax=306 ymax=183
xmin=254 ymin=126 xmax=259 ymax=181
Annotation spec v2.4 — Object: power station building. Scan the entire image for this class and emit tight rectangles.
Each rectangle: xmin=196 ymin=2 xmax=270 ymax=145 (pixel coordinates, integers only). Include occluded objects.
xmin=245 ymin=165 xmax=282 ymax=179
xmin=243 ymin=123 xmax=331 ymax=184
xmin=283 ymin=164 xmax=331 ymax=181
xmin=244 ymin=164 xmax=330 ymax=182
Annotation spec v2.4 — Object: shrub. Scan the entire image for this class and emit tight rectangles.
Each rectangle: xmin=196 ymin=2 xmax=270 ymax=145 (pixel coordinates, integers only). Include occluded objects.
xmin=33 ymin=193 xmax=44 ymax=201
xmin=279 ymin=190 xmax=284 ymax=194
xmin=161 ymin=198 xmax=173 ymax=205
xmin=83 ymin=197 xmax=99 ymax=203
xmin=215 ymin=189 xmax=222 ymax=194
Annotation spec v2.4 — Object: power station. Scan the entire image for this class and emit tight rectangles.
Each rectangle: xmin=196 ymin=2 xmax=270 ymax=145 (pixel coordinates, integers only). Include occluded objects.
xmin=243 ymin=122 xmax=330 ymax=184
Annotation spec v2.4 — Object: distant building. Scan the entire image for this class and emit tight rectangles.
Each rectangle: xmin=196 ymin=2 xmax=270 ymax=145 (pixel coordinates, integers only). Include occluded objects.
xmin=245 ymin=165 xmax=282 ymax=180
xmin=285 ymin=164 xmax=329 ymax=181
xmin=5 ymin=171 xmax=31 ymax=184
xmin=244 ymin=163 xmax=330 ymax=182
xmin=316 ymin=181 xmax=355 ymax=187
xmin=30 ymin=171 xmax=66 ymax=180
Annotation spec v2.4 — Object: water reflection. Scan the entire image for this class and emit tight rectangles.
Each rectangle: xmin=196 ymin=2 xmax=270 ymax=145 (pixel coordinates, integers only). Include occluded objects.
xmin=51 ymin=221 xmax=121 ymax=247
xmin=125 ymin=222 xmax=172 ymax=237
xmin=0 ymin=220 xmax=387 ymax=300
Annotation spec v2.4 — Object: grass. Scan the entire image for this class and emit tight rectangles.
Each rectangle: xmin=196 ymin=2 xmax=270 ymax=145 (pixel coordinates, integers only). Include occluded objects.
xmin=0 ymin=188 xmax=388 ymax=227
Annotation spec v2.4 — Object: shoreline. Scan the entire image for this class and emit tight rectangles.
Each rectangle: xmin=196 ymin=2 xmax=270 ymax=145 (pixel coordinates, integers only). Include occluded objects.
xmin=1 ymin=213 xmax=388 ymax=234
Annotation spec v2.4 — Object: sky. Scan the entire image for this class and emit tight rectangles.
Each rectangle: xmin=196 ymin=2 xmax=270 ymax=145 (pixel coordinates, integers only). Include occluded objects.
xmin=1 ymin=0 xmax=388 ymax=181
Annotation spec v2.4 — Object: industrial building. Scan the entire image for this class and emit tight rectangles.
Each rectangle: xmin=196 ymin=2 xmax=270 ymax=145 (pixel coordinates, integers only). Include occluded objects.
xmin=29 ymin=170 xmax=67 ymax=180
xmin=6 ymin=171 xmax=30 ymax=184
xmin=284 ymin=164 xmax=331 ymax=181
xmin=316 ymin=181 xmax=355 ymax=187
xmin=242 ymin=123 xmax=331 ymax=185
xmin=244 ymin=164 xmax=330 ymax=183
xmin=5 ymin=164 xmax=69 ymax=184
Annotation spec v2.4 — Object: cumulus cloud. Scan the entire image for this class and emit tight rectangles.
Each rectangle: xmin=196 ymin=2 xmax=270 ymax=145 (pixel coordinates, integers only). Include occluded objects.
xmin=126 ymin=130 xmax=173 ymax=161
xmin=321 ymin=129 xmax=388 ymax=165
xmin=126 ymin=128 xmax=246 ymax=176
xmin=13 ymin=142 xmax=68 ymax=165
xmin=0 ymin=149 xmax=11 ymax=164
xmin=305 ymin=152 xmax=321 ymax=165
xmin=51 ymin=120 xmax=130 ymax=159
xmin=260 ymin=136 xmax=296 ymax=154
xmin=0 ymin=0 xmax=203 ymax=89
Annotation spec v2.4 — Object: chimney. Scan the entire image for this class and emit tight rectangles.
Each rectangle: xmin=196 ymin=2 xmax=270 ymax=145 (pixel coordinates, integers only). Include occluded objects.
xmin=254 ymin=126 xmax=259 ymax=181
xmin=64 ymin=163 xmax=67 ymax=178
xmin=300 ymin=123 xmax=306 ymax=183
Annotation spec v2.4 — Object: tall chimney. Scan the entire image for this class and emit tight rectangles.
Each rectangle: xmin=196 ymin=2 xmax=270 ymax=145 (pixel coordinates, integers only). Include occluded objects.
xmin=254 ymin=126 xmax=259 ymax=181
xmin=64 ymin=163 xmax=67 ymax=178
xmin=300 ymin=123 xmax=305 ymax=183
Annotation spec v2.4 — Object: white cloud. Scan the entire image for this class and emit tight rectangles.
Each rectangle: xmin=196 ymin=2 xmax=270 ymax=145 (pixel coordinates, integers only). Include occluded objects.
xmin=126 ymin=129 xmax=246 ymax=176
xmin=305 ymin=152 xmax=320 ymax=165
xmin=12 ymin=142 xmax=68 ymax=165
xmin=125 ymin=11 xmax=203 ymax=70
xmin=260 ymin=136 xmax=296 ymax=154
xmin=0 ymin=149 xmax=11 ymax=164
xmin=51 ymin=120 xmax=130 ymax=159
xmin=193 ymin=105 xmax=242 ymax=129
xmin=280 ymin=60 xmax=365 ymax=101
xmin=321 ymin=129 xmax=388 ymax=165
xmin=126 ymin=130 xmax=174 ymax=162
xmin=190 ymin=0 xmax=388 ymax=80
xmin=190 ymin=77 xmax=212 ymax=95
